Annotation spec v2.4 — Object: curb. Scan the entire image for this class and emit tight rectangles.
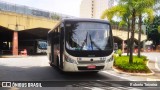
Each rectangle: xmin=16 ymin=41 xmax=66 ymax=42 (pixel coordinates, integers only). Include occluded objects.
xmin=0 ymin=55 xmax=28 ymax=58
xmin=112 ymin=61 xmax=155 ymax=76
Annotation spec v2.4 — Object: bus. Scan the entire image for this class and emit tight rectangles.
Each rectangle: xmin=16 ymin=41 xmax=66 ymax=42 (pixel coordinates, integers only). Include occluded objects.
xmin=19 ymin=39 xmax=47 ymax=55
xmin=47 ymin=18 xmax=114 ymax=72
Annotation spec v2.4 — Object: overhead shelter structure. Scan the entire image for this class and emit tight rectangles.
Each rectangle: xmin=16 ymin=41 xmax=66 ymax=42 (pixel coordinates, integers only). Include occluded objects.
xmin=112 ymin=29 xmax=147 ymax=53
xmin=0 ymin=11 xmax=59 ymax=55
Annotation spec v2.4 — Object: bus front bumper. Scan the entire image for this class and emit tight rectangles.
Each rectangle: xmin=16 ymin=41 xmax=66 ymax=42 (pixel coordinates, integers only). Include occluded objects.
xmin=63 ymin=60 xmax=114 ymax=72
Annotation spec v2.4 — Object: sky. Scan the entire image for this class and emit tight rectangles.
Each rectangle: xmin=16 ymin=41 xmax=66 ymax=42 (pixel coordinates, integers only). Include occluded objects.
xmin=1 ymin=0 xmax=82 ymax=17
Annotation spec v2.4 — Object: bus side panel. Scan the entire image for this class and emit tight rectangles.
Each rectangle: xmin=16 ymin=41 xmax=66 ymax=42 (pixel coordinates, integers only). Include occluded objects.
xmin=60 ymin=27 xmax=64 ymax=69
xmin=52 ymin=33 xmax=57 ymax=66
xmin=53 ymin=44 xmax=58 ymax=66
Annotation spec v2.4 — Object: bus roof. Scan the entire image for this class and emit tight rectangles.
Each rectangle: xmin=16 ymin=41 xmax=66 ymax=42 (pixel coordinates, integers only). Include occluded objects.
xmin=62 ymin=18 xmax=110 ymax=24
xmin=48 ymin=18 xmax=110 ymax=33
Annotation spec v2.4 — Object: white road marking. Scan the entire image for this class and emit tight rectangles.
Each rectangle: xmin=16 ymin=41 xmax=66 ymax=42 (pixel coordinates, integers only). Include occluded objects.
xmin=85 ymin=87 xmax=105 ymax=90
xmin=85 ymin=86 xmax=142 ymax=90
xmin=155 ymin=57 xmax=160 ymax=71
xmin=102 ymin=71 xmax=133 ymax=81
xmin=147 ymin=78 xmax=160 ymax=81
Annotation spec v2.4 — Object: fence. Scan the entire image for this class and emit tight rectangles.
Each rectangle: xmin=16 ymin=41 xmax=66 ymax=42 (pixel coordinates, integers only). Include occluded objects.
xmin=0 ymin=1 xmax=51 ymax=18
xmin=0 ymin=1 xmax=75 ymax=19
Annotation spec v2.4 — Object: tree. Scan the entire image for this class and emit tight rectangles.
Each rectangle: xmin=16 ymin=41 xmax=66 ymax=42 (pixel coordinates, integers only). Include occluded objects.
xmin=158 ymin=25 xmax=160 ymax=33
xmin=101 ymin=3 xmax=132 ymax=56
xmin=101 ymin=0 xmax=156 ymax=63
xmin=147 ymin=16 xmax=160 ymax=45
xmin=154 ymin=0 xmax=160 ymax=13
xmin=137 ymin=8 xmax=154 ymax=57
xmin=51 ymin=13 xmax=61 ymax=20
xmin=101 ymin=0 xmax=136 ymax=63
xmin=120 ymin=0 xmax=156 ymax=62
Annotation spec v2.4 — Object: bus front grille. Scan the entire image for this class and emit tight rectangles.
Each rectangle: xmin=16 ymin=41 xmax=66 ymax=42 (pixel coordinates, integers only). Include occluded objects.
xmin=77 ymin=60 xmax=105 ymax=64
xmin=78 ymin=66 xmax=104 ymax=70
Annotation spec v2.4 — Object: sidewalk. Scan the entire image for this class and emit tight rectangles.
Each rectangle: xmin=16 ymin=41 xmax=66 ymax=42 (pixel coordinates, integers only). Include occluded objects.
xmin=0 ymin=55 xmax=27 ymax=58
xmin=0 ymin=55 xmax=46 ymax=58
xmin=147 ymin=60 xmax=160 ymax=81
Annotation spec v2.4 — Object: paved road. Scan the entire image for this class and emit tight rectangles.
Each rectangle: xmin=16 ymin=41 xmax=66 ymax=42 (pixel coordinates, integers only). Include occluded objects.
xmin=0 ymin=56 xmax=159 ymax=90
xmin=141 ymin=52 xmax=160 ymax=82
xmin=0 ymin=56 xmax=126 ymax=81
xmin=142 ymin=52 xmax=160 ymax=69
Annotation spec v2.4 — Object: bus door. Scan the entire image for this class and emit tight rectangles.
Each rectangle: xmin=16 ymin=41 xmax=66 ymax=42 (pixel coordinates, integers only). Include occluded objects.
xmin=60 ymin=26 xmax=64 ymax=69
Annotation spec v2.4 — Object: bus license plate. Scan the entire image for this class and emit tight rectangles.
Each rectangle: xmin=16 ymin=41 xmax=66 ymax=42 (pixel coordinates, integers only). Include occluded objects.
xmin=87 ymin=65 xmax=96 ymax=69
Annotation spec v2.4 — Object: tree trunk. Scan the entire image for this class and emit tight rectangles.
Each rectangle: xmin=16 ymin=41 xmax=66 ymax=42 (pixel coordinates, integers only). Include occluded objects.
xmin=138 ymin=14 xmax=142 ymax=57
xmin=127 ymin=18 xmax=130 ymax=56
xmin=129 ymin=9 xmax=136 ymax=64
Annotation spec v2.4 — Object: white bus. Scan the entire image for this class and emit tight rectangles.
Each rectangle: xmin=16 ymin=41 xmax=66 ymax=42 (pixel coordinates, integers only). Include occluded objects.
xmin=47 ymin=18 xmax=114 ymax=72
xmin=19 ymin=39 xmax=47 ymax=55
xmin=36 ymin=40 xmax=47 ymax=54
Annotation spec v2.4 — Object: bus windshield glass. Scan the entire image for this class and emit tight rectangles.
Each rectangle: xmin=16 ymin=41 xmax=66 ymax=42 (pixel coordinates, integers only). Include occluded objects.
xmin=65 ymin=22 xmax=112 ymax=51
xmin=38 ymin=41 xmax=47 ymax=49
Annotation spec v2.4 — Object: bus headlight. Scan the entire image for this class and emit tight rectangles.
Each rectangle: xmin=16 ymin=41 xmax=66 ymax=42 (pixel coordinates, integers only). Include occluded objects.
xmin=65 ymin=56 xmax=77 ymax=64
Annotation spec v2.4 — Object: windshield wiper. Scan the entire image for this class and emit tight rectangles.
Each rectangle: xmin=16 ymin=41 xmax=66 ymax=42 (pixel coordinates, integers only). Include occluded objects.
xmin=89 ymin=34 xmax=102 ymax=51
xmin=80 ymin=32 xmax=88 ymax=50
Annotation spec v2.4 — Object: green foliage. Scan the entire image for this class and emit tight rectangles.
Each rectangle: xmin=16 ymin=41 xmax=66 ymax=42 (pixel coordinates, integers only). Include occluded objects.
xmin=114 ymin=56 xmax=150 ymax=73
xmin=119 ymin=20 xmax=127 ymax=27
xmin=101 ymin=5 xmax=125 ymax=21
xmin=113 ymin=53 xmax=118 ymax=59
xmin=116 ymin=49 xmax=122 ymax=56
xmin=140 ymin=55 xmax=148 ymax=61
xmin=51 ymin=13 xmax=61 ymax=20
xmin=146 ymin=15 xmax=160 ymax=45
xmin=102 ymin=0 xmax=156 ymax=63
xmin=158 ymin=26 xmax=160 ymax=33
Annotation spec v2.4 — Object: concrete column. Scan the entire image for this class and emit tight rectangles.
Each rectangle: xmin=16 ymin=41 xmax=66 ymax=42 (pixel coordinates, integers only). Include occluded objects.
xmin=122 ymin=40 xmax=125 ymax=53
xmin=12 ymin=31 xmax=18 ymax=55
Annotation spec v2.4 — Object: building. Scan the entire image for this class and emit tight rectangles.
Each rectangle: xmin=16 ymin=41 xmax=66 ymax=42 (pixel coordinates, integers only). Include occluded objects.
xmin=0 ymin=1 xmax=75 ymax=55
xmin=80 ymin=0 xmax=114 ymax=19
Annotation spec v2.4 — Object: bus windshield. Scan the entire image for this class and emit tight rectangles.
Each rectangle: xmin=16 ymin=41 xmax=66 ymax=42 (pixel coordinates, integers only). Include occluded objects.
xmin=65 ymin=22 xmax=112 ymax=51
xmin=38 ymin=41 xmax=47 ymax=49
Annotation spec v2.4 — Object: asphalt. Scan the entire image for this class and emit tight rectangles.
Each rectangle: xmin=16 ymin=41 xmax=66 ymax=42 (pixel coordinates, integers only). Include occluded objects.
xmin=0 ymin=54 xmax=160 ymax=90
xmin=1 ymin=53 xmax=160 ymax=81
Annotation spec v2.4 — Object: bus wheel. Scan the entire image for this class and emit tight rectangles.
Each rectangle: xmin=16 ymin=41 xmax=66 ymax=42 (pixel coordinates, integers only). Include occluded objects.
xmin=56 ymin=56 xmax=59 ymax=67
